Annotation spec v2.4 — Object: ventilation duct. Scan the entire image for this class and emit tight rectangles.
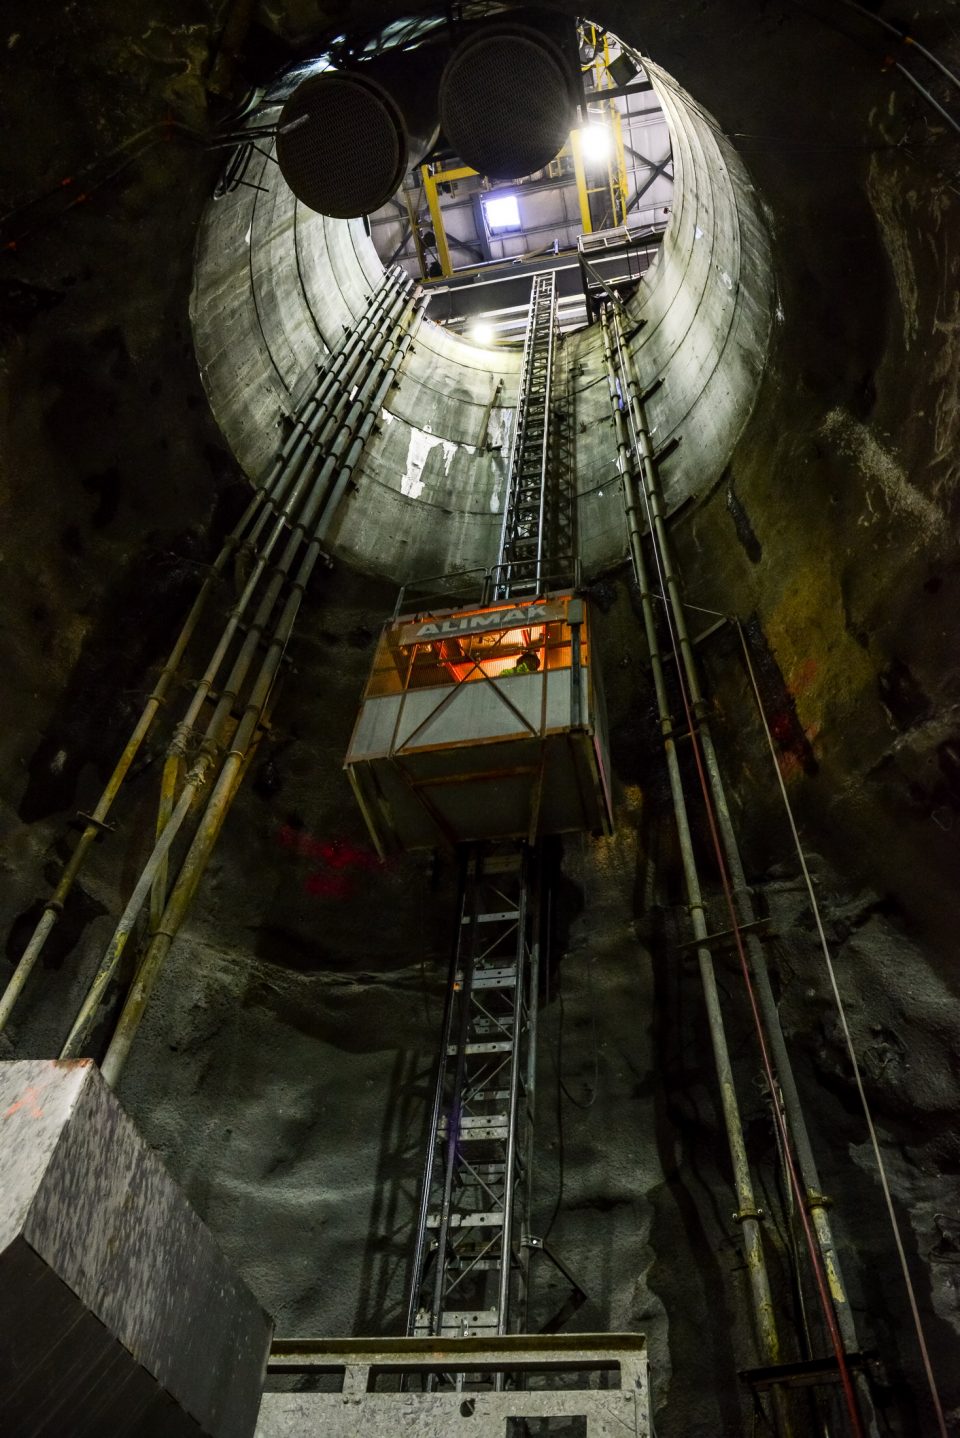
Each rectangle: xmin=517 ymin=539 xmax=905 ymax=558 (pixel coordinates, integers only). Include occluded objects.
xmin=438 ymin=14 xmax=579 ymax=181
xmin=276 ymin=54 xmax=441 ymax=219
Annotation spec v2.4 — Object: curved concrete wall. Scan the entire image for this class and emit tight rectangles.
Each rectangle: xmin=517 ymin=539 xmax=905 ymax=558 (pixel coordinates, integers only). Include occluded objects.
xmin=191 ymin=62 xmax=773 ymax=583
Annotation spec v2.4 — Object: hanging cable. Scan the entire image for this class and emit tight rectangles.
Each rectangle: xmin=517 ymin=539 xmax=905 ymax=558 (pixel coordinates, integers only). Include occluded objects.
xmin=835 ymin=0 xmax=960 ymax=99
xmin=891 ymin=64 xmax=960 ymax=142
xmin=736 ymin=620 xmax=950 ymax=1438
xmin=780 ymin=0 xmax=960 ymax=145
xmin=610 ymin=309 xmax=866 ymax=1437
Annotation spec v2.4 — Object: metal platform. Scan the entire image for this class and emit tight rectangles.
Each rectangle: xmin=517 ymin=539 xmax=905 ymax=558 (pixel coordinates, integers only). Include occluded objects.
xmin=257 ymin=1333 xmax=650 ymax=1437
xmin=577 ymin=226 xmax=663 ymax=316
xmin=344 ymin=591 xmax=613 ymax=853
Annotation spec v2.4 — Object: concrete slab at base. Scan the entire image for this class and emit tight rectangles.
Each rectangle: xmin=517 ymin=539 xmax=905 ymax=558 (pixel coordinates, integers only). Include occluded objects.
xmin=256 ymin=1335 xmax=650 ymax=1437
xmin=0 ymin=1059 xmax=272 ymax=1438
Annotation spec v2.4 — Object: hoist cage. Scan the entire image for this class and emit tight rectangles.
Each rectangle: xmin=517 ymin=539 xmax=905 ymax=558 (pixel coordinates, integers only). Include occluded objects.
xmin=345 ymin=591 xmax=613 ymax=853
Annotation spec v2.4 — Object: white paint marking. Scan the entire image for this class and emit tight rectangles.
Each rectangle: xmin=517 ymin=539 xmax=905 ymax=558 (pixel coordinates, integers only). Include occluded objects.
xmin=821 ymin=408 xmax=942 ymax=543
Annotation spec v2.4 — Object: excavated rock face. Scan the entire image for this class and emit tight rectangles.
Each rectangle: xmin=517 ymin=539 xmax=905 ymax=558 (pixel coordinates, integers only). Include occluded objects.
xmin=1 ymin=2 xmax=960 ymax=1436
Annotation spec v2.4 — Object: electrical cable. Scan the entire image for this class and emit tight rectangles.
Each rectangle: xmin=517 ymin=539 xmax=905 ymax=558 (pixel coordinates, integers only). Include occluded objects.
xmin=555 ymin=959 xmax=600 ymax=1110
xmin=0 ymin=122 xmax=206 ymax=250
xmin=780 ymin=0 xmax=960 ymax=147
xmin=892 ymin=62 xmax=960 ymax=141
xmin=736 ymin=620 xmax=950 ymax=1438
xmin=835 ymin=0 xmax=960 ymax=99
xmin=610 ymin=312 xmax=867 ymax=1437
xmin=542 ymin=886 xmax=565 ymax=1243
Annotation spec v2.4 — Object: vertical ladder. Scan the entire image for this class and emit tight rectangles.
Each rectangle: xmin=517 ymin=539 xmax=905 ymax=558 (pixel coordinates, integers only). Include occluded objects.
xmin=406 ymin=846 xmax=540 ymax=1339
xmin=496 ymin=273 xmax=558 ymax=600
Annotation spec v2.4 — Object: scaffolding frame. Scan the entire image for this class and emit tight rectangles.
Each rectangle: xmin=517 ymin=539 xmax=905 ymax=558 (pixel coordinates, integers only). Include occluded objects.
xmin=496 ymin=272 xmax=559 ymax=600
xmin=406 ymin=846 xmax=540 ymax=1340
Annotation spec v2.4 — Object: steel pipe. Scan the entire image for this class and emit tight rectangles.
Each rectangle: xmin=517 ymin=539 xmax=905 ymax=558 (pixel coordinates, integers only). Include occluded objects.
xmin=98 ymin=271 xmax=417 ymax=1080
xmin=63 ymin=280 xmax=424 ymax=1068
xmin=0 ymin=268 xmax=411 ymax=1031
xmin=0 ymin=487 xmax=259 ymax=1031
xmin=601 ymin=309 xmax=786 ymax=1399
xmin=612 ymin=309 xmax=866 ymax=1360
xmin=612 ymin=308 xmax=877 ymax=1433
xmin=315 ymin=295 xmax=427 ymax=536
xmin=148 ymin=273 xmax=412 ymax=922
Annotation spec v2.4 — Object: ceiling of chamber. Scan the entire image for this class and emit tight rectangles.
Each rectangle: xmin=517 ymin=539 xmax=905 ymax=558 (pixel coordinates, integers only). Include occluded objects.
xmin=192 ymin=31 xmax=773 ymax=585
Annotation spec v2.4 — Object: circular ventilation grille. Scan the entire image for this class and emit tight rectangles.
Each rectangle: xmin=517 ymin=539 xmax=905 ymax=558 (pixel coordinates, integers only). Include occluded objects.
xmin=439 ymin=28 xmax=574 ymax=180
xmin=277 ymin=73 xmax=404 ymax=219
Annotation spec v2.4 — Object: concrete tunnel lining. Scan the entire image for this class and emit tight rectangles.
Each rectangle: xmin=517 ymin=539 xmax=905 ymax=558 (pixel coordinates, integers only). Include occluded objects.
xmin=191 ymin=49 xmax=775 ymax=583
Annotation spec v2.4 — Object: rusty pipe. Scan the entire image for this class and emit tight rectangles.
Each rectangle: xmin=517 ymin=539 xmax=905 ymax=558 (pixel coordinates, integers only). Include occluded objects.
xmin=602 ymin=308 xmax=787 ymax=1408
xmin=99 ymin=288 xmax=423 ymax=1081
xmin=612 ymin=308 xmax=867 ymax=1376
xmin=62 ymin=283 xmax=423 ymax=1057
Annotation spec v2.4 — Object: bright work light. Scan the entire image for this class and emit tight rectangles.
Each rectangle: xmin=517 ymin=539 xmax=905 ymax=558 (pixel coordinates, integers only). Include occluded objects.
xmin=483 ymin=193 xmax=521 ymax=233
xmin=580 ymin=123 xmax=612 ymax=163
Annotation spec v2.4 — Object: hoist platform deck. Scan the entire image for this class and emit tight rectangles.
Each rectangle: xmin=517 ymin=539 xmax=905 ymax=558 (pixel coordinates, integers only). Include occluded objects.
xmin=344 ymin=592 xmax=613 ymax=853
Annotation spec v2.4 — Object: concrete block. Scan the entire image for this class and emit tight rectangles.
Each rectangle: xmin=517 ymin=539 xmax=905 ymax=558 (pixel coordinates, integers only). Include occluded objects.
xmin=0 ymin=1059 xmax=272 ymax=1438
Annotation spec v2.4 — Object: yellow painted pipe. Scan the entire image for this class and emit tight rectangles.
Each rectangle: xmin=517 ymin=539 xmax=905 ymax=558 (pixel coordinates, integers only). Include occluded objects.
xmin=149 ymin=751 xmax=183 ymax=934
xmin=0 ymin=521 xmax=252 ymax=1033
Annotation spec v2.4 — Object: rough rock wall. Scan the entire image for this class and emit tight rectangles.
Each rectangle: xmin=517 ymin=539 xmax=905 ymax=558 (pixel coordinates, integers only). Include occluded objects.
xmin=1 ymin=3 xmax=960 ymax=1437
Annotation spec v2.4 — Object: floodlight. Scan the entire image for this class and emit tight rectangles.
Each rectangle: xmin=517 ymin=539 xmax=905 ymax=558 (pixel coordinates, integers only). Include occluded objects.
xmin=580 ymin=123 xmax=612 ymax=164
xmin=483 ymin=193 xmax=521 ymax=233
xmin=469 ymin=320 xmax=495 ymax=345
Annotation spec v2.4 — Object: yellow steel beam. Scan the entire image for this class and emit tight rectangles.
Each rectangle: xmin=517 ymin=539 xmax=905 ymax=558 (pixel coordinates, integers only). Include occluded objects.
xmin=419 ymin=248 xmax=578 ymax=287
xmin=569 ymin=128 xmax=593 ymax=235
xmin=428 ymin=163 xmax=479 ymax=185
xmin=601 ymin=35 xmax=629 ymax=227
xmin=420 ymin=163 xmax=453 ymax=277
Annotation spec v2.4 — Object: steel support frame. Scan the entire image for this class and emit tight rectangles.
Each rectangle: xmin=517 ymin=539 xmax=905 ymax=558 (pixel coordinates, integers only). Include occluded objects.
xmin=496 ymin=272 xmax=558 ymax=600
xmin=420 ymin=163 xmax=479 ymax=279
xmin=406 ymin=846 xmax=539 ymax=1341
